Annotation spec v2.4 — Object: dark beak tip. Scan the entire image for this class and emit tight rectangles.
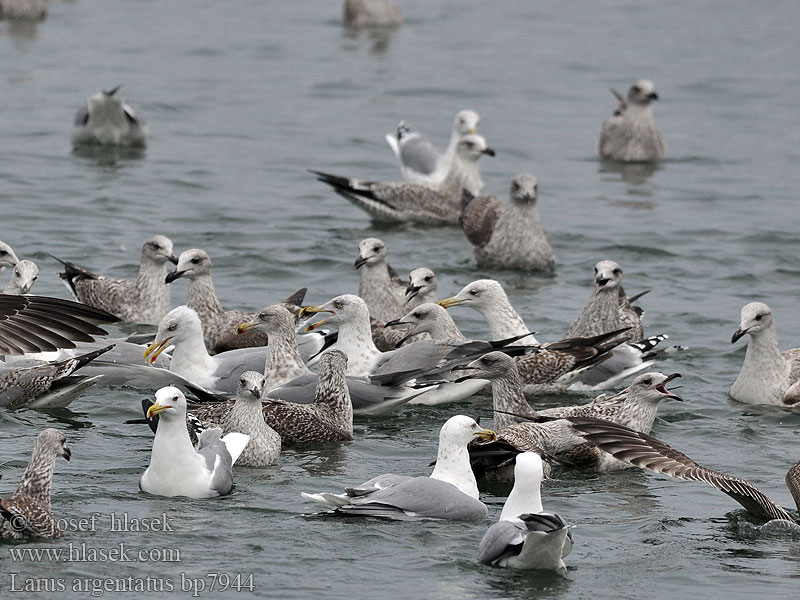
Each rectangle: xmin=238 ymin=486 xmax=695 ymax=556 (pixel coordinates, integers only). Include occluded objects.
xmin=168 ymin=255 xmax=179 ymax=265
xmin=484 ymin=148 xmax=496 ymax=156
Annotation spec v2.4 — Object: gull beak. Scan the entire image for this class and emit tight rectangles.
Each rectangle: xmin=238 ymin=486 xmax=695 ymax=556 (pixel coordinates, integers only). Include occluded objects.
xmin=353 ymin=255 xmax=368 ymax=270
xmin=144 ymin=337 xmax=173 ymax=364
xmin=384 ymin=318 xmax=408 ymax=328
xmin=473 ymin=428 xmax=496 ymax=442
xmin=300 ymin=306 xmax=333 ymax=332
xmin=649 ymin=92 xmax=659 ymax=101
xmin=167 ymin=253 xmax=179 ymax=265
xmin=438 ymin=297 xmax=465 ymax=309
xmin=61 ymin=446 xmax=72 ymax=462
xmin=481 ymin=147 xmax=496 ymax=157
xmin=405 ymin=284 xmax=421 ymax=302
xmin=451 ymin=361 xmax=485 ymax=383
xmin=731 ymin=327 xmax=748 ymax=344
xmin=237 ymin=321 xmax=255 ymax=335
xmin=594 ymin=277 xmax=610 ymax=292
xmin=146 ymin=402 xmax=172 ymax=418
xmin=468 ymin=127 xmax=476 ymax=134
xmin=656 ymin=373 xmax=683 ymax=401
xmin=165 ymin=269 xmax=186 ymax=284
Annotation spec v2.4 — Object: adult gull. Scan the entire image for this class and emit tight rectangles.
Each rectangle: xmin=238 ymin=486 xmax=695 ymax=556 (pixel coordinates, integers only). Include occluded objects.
xmin=72 ymin=86 xmax=147 ymax=147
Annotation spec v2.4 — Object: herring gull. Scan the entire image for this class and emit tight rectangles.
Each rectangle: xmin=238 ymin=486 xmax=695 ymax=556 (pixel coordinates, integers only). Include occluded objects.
xmin=140 ymin=387 xmax=249 ymax=498
xmin=0 ymin=0 xmax=45 ymax=21
xmin=355 ymin=237 xmax=407 ymax=322
xmin=0 ymin=429 xmax=71 ymax=539
xmin=2 ymin=259 xmax=39 ymax=295
xmin=598 ymin=80 xmax=664 ymax=162
xmin=301 ymin=415 xmax=495 ymax=520
xmin=404 ymin=267 xmax=439 ymax=307
xmin=72 ymin=86 xmax=147 ymax=147
xmin=479 ymin=453 xmax=573 ymax=570
xmin=343 ymin=0 xmax=401 ymax=28
xmin=51 ymin=235 xmax=178 ymax=325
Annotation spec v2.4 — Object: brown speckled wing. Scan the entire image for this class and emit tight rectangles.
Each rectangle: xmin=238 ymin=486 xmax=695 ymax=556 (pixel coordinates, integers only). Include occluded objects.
xmin=459 ymin=192 xmax=502 ymax=247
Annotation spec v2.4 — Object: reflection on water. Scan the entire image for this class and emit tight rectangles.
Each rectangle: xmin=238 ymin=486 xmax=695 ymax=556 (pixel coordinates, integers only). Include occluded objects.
xmin=599 ymin=159 xmax=660 ymax=186
xmin=342 ymin=26 xmax=397 ymax=54
xmin=71 ymin=144 xmax=146 ymax=166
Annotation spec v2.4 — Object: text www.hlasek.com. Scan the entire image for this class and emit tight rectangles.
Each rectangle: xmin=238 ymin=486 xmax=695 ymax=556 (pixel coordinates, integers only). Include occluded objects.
xmin=8 ymin=543 xmax=181 ymax=563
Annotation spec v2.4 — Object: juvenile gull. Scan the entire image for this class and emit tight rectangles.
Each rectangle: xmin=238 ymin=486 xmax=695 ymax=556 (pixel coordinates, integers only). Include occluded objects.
xmin=52 ymin=235 xmax=178 ymax=326
xmin=570 ymin=418 xmax=800 ymax=528
xmin=730 ymin=301 xmax=800 ymax=406
xmin=140 ymin=387 xmax=249 ymax=498
xmin=386 ymin=110 xmax=480 ymax=185
xmin=405 ymin=267 xmax=439 ymax=307
xmin=301 ymin=415 xmax=495 ymax=520
xmin=460 ymin=174 xmax=555 ymax=272
xmin=355 ymin=237 xmax=407 ymax=322
xmin=598 ymin=80 xmax=664 ymax=162
xmin=386 ymin=303 xmax=467 ymax=344
xmin=479 ymin=453 xmax=573 ymax=570
xmin=72 ymin=86 xmax=147 ymax=147
xmin=311 ymin=135 xmax=495 ymax=225
xmin=0 ymin=0 xmax=46 ymax=20
xmin=165 ymin=248 xmax=308 ymax=353
xmin=343 ymin=0 xmax=401 ymax=28
xmin=2 ymin=259 xmax=39 ymax=295
xmin=0 ymin=429 xmax=71 ymax=539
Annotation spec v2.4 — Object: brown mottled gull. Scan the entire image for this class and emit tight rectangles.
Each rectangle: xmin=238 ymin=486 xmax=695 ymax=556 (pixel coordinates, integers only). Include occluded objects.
xmin=570 ymin=417 xmax=800 ymax=528
xmin=51 ymin=235 xmax=177 ymax=325
xmin=598 ymin=80 xmax=664 ymax=162
xmin=460 ymin=174 xmax=555 ymax=272
xmin=730 ymin=301 xmax=800 ymax=406
xmin=0 ymin=429 xmax=71 ymax=539
xmin=2 ymin=259 xmax=39 ymax=295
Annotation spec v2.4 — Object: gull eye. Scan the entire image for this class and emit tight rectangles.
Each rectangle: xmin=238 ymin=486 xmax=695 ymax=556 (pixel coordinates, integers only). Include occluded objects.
xmin=259 ymin=312 xmax=268 ymax=320
xmin=613 ymin=268 xmax=621 ymax=275
xmin=754 ymin=314 xmax=763 ymax=321
xmin=424 ymin=276 xmax=432 ymax=282
xmin=471 ymin=423 xmax=477 ymax=429
xmin=239 ymin=378 xmax=246 ymax=386
xmin=642 ymin=377 xmax=652 ymax=385
xmin=468 ymin=289 xmax=478 ymax=296
xmin=167 ymin=323 xmax=177 ymax=331
xmin=372 ymin=246 xmax=380 ymax=252
xmin=191 ymin=257 xmax=201 ymax=264
xmin=172 ymin=396 xmax=179 ymax=402
xmin=412 ymin=312 xmax=422 ymax=319
xmin=631 ymin=85 xmax=641 ymax=94
xmin=0 ymin=250 xmax=6 ymax=256
xmin=14 ymin=268 xmax=20 ymax=276
xmin=334 ymin=300 xmax=344 ymax=309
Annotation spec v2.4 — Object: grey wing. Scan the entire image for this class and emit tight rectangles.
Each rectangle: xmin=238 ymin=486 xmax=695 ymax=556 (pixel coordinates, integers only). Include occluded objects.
xmin=598 ymin=113 xmax=625 ymax=158
xmin=194 ymin=428 xmax=234 ymax=495
xmin=781 ymin=349 xmax=800 ymax=385
xmin=266 ymin=374 xmax=318 ymax=404
xmin=459 ymin=192 xmax=503 ymax=247
xmin=210 ymin=347 xmax=269 ymax=393
xmin=479 ymin=520 xmax=527 ymax=564
xmin=399 ymin=135 xmax=440 ymax=175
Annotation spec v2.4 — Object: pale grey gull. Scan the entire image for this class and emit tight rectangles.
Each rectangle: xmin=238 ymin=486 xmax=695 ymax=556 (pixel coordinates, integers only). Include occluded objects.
xmin=355 ymin=237 xmax=407 ymax=322
xmin=301 ymin=415 xmax=495 ymax=520
xmin=386 ymin=110 xmax=479 ymax=185
xmin=479 ymin=453 xmax=573 ymax=570
xmin=0 ymin=429 xmax=70 ymax=539
xmin=72 ymin=86 xmax=147 ymax=147
xmin=140 ymin=387 xmax=249 ymax=498
xmin=570 ymin=417 xmax=800 ymax=529
xmin=2 ymin=259 xmax=39 ymax=295
xmin=598 ymin=79 xmax=664 ymax=162
xmin=343 ymin=0 xmax=401 ymax=28
xmin=405 ymin=267 xmax=439 ymax=307
xmin=730 ymin=301 xmax=800 ymax=406
xmin=460 ymin=174 xmax=555 ymax=272
xmin=51 ymin=234 xmax=177 ymax=326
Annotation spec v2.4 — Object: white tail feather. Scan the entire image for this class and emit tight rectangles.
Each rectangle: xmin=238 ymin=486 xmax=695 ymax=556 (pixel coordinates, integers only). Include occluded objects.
xmin=221 ymin=432 xmax=250 ymax=465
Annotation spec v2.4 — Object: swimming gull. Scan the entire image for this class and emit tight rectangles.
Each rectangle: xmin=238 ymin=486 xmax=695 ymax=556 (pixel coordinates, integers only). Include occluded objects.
xmin=72 ymin=86 xmax=147 ymax=147
xmin=386 ymin=110 xmax=479 ymax=185
xmin=598 ymin=80 xmax=664 ymax=162
xmin=405 ymin=267 xmax=439 ymax=307
xmin=0 ymin=429 xmax=70 ymax=539
xmin=570 ymin=417 xmax=800 ymax=529
xmin=730 ymin=301 xmax=800 ymax=406
xmin=51 ymin=234 xmax=178 ymax=326
xmin=311 ymin=134 xmax=495 ymax=225
xmin=479 ymin=453 xmax=573 ymax=570
xmin=0 ymin=345 xmax=112 ymax=409
xmin=165 ymin=248 xmax=309 ymax=353
xmin=460 ymin=174 xmax=555 ymax=272
xmin=2 ymin=259 xmax=39 ymax=295
xmin=0 ymin=241 xmax=19 ymax=272
xmin=140 ymin=387 xmax=249 ymax=498
xmin=301 ymin=415 xmax=495 ymax=520
xmin=343 ymin=0 xmax=401 ymax=28
xmin=355 ymin=237 xmax=408 ymax=322
xmin=0 ymin=0 xmax=45 ymax=21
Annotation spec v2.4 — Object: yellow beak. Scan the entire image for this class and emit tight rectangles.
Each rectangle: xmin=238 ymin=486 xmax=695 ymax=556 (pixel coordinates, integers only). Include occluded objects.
xmin=438 ymin=297 xmax=465 ymax=309
xmin=236 ymin=321 xmax=254 ymax=335
xmin=474 ymin=428 xmax=496 ymax=442
xmin=146 ymin=402 xmax=172 ymax=418
xmin=144 ymin=336 xmax=173 ymax=364
xmin=304 ymin=318 xmax=329 ymax=332
xmin=300 ymin=305 xmax=333 ymax=332
xmin=468 ymin=127 xmax=477 ymax=134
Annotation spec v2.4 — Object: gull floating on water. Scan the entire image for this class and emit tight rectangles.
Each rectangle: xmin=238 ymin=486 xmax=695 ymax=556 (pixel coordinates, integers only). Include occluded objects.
xmin=0 ymin=0 xmax=45 ymax=21
xmin=72 ymin=86 xmax=147 ymax=148
xmin=460 ymin=174 xmax=555 ymax=272
xmin=479 ymin=453 xmax=573 ymax=570
xmin=140 ymin=387 xmax=249 ymax=498
xmin=0 ymin=241 xmax=20 ymax=272
xmin=355 ymin=237 xmax=407 ymax=323
xmin=730 ymin=301 xmax=800 ymax=406
xmin=386 ymin=110 xmax=479 ymax=185
xmin=2 ymin=259 xmax=39 ymax=295
xmin=301 ymin=415 xmax=495 ymax=520
xmin=598 ymin=79 xmax=664 ymax=162
xmin=51 ymin=235 xmax=178 ymax=326
xmin=0 ymin=429 xmax=70 ymax=539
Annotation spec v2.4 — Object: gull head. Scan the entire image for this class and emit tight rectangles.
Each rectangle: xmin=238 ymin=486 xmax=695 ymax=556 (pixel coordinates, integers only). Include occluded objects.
xmin=732 ymin=302 xmax=773 ymax=343
xmin=36 ymin=428 xmax=71 ymax=462
xmin=354 ymin=237 xmax=388 ymax=270
xmin=509 ymin=174 xmax=538 ymax=206
xmin=405 ymin=267 xmax=438 ymax=303
xmin=514 ymin=451 xmax=545 ymax=485
xmin=439 ymin=279 xmax=507 ymax=313
xmin=147 ymin=386 xmax=187 ymax=420
xmin=455 ymin=134 xmax=495 ymax=162
xmin=627 ymin=79 xmax=659 ymax=105
xmin=3 ymin=259 xmax=39 ymax=295
xmin=454 ymin=109 xmax=480 ymax=136
xmin=593 ymin=260 xmax=624 ymax=293
xmin=145 ymin=306 xmax=204 ymax=363
xmin=301 ymin=294 xmax=368 ymax=332
xmin=238 ymin=304 xmax=294 ymax=336
xmin=166 ymin=249 xmax=212 ymax=283
xmin=627 ymin=372 xmax=682 ymax=404
xmin=453 ymin=351 xmax=517 ymax=383
xmin=0 ymin=241 xmax=19 ymax=270
xmin=236 ymin=371 xmax=265 ymax=401
xmin=440 ymin=415 xmax=496 ymax=449
xmin=141 ymin=235 xmax=178 ymax=266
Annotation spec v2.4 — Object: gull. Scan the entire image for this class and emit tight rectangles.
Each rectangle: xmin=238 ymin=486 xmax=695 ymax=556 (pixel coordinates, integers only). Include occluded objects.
xmin=311 ymin=134 xmax=495 ymax=225
xmin=0 ymin=0 xmax=45 ymax=21
xmin=51 ymin=235 xmax=178 ymax=326
xmin=140 ymin=387 xmax=249 ymax=498
xmin=730 ymin=301 xmax=800 ymax=406
xmin=598 ymin=79 xmax=664 ymax=162
xmin=479 ymin=453 xmax=573 ymax=570
xmin=404 ymin=267 xmax=439 ymax=307
xmin=385 ymin=110 xmax=480 ymax=185
xmin=0 ymin=429 xmax=71 ymax=539
xmin=460 ymin=174 xmax=555 ymax=272
xmin=0 ymin=241 xmax=20 ymax=272
xmin=386 ymin=303 xmax=467 ymax=345
xmin=301 ymin=415 xmax=495 ymax=520
xmin=2 ymin=259 xmax=39 ymax=295
xmin=570 ymin=417 xmax=800 ymax=530
xmin=355 ymin=237 xmax=407 ymax=322
xmin=165 ymin=248 xmax=309 ymax=353
xmin=343 ymin=0 xmax=401 ymax=28
xmin=72 ymin=86 xmax=147 ymax=147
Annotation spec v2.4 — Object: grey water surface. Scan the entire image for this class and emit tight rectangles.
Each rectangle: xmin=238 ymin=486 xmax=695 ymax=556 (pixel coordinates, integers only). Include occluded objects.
xmin=2 ymin=1 xmax=800 ymax=598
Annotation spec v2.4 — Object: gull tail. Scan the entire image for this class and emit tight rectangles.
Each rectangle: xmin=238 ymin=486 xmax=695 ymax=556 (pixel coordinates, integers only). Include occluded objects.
xmin=221 ymin=432 xmax=250 ymax=465
xmin=48 ymin=254 xmax=99 ymax=300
